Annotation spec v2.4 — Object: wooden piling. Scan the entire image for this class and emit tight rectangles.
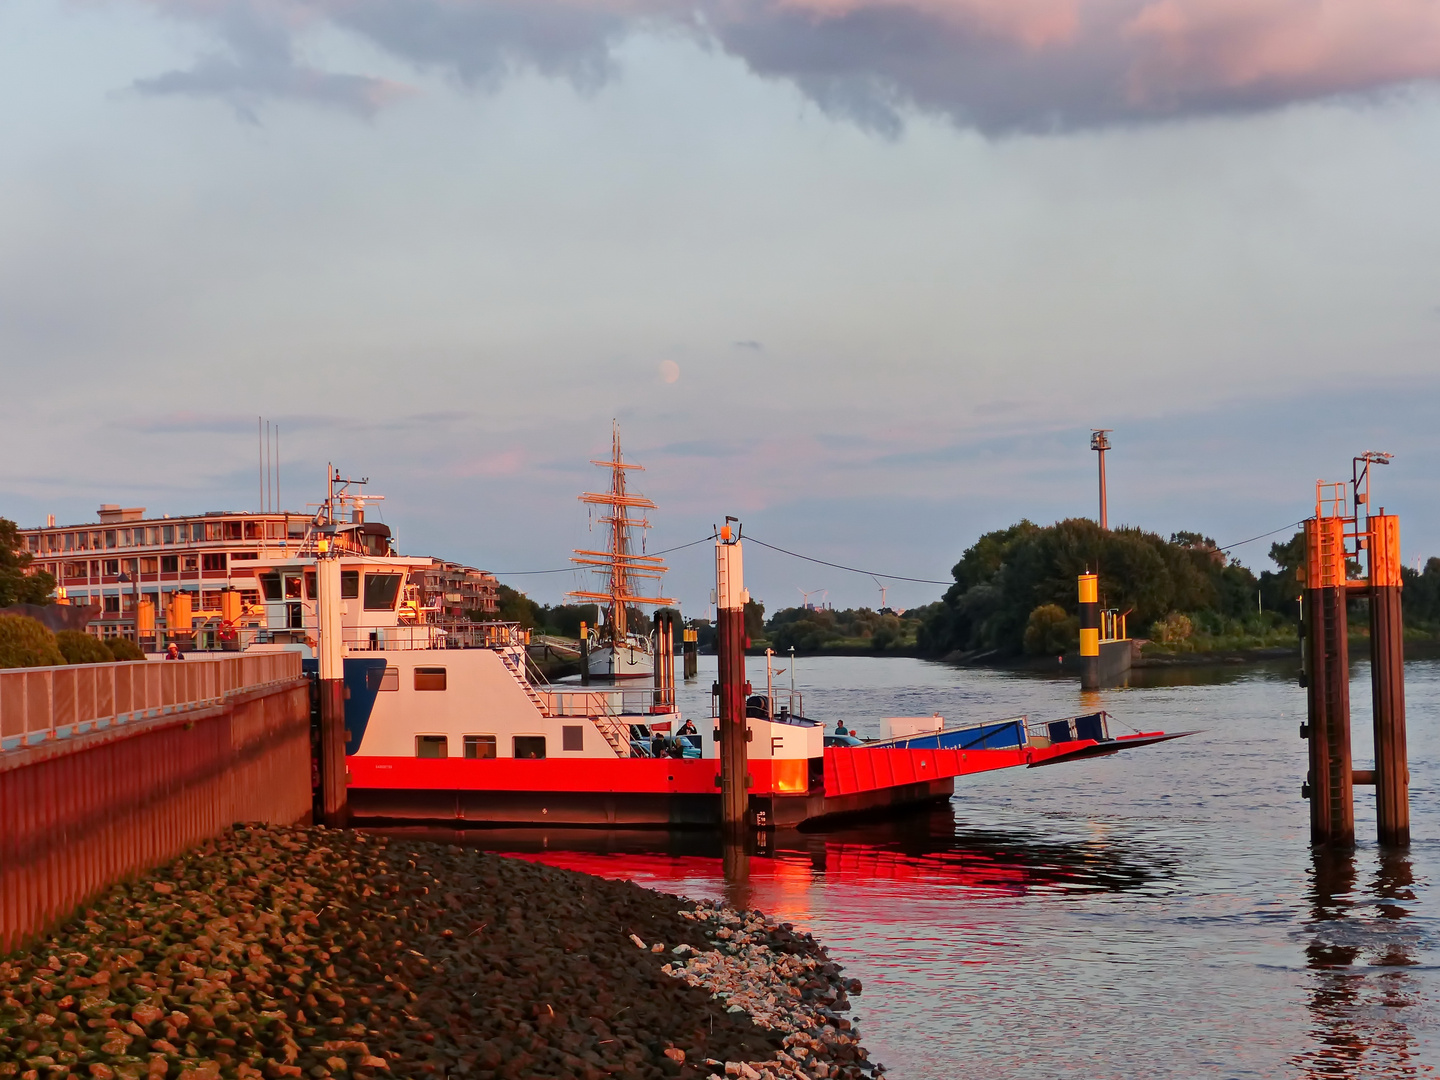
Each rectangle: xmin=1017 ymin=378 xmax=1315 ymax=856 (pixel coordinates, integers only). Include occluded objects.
xmin=716 ymin=527 xmax=749 ymax=834
xmin=1368 ymin=513 xmax=1410 ymax=847
xmin=682 ymin=627 xmax=699 ymax=680
xmin=1303 ymin=516 xmax=1353 ymax=847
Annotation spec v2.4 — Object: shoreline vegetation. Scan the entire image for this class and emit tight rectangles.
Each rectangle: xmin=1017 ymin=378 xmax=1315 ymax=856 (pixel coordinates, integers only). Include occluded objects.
xmin=0 ymin=825 xmax=880 ymax=1080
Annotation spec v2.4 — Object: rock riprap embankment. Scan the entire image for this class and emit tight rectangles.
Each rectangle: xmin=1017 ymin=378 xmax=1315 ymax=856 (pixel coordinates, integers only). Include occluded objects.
xmin=0 ymin=826 xmax=881 ymax=1080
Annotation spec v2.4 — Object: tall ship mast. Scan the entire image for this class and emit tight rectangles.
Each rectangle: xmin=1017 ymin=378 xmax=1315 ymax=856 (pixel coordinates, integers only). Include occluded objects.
xmin=568 ymin=424 xmax=675 ymax=680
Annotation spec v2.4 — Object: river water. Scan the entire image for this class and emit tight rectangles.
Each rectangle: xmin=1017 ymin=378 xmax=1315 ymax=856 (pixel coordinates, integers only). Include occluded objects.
xmin=403 ymin=656 xmax=1440 ymax=1078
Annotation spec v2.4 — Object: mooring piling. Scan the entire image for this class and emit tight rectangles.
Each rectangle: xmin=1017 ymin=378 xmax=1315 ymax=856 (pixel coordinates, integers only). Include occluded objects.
xmin=1300 ymin=464 xmax=1410 ymax=848
xmin=715 ymin=520 xmax=750 ymax=834
xmin=1078 ymin=572 xmax=1100 ymax=690
xmin=314 ymin=545 xmax=349 ymax=828
xmin=1302 ymin=507 xmax=1353 ymax=847
xmin=1368 ymin=512 xmax=1410 ymax=846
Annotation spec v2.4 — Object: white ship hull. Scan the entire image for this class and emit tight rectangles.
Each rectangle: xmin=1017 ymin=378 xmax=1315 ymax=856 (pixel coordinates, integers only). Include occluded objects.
xmin=587 ymin=641 xmax=653 ymax=680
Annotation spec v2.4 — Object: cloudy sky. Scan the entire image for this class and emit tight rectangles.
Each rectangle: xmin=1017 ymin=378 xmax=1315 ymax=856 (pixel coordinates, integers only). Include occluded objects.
xmin=2 ymin=0 xmax=1438 ymax=612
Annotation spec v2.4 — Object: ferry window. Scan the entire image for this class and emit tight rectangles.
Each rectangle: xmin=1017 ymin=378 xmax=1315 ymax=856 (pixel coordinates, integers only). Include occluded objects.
xmin=202 ymin=553 xmax=226 ymax=572
xmin=244 ymin=521 xmax=262 ymax=539
xmin=162 ymin=525 xmax=174 ymax=545
xmin=513 ymin=736 xmax=546 ymax=760
xmin=414 ymin=667 xmax=447 ymax=691
xmin=205 ymin=522 xmax=221 ymax=541
xmin=283 ymin=575 xmax=303 ymax=600
xmin=379 ymin=667 xmax=399 ymax=691
xmin=562 ymin=726 xmax=584 ymax=752
xmin=288 ymin=518 xmax=307 ymax=538
xmin=259 ymin=573 xmax=281 ymax=601
xmin=224 ymin=521 xmax=243 ymax=540
xmin=363 ymin=573 xmax=402 ymax=610
xmin=415 ymin=735 xmax=448 ymax=759
xmin=341 ymin=571 xmax=359 ymax=599
xmin=464 ymin=735 xmax=497 ymax=760
xmin=266 ymin=522 xmax=286 ymax=540
xmin=231 ymin=552 xmax=257 ymax=561
xmin=304 ymin=571 xmax=317 ymax=599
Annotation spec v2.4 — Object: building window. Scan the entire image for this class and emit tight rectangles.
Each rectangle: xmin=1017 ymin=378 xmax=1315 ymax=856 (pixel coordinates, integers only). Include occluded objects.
xmin=103 ymin=560 xmax=120 ymax=577
xmin=103 ymin=595 xmax=120 ymax=613
xmin=190 ymin=524 xmax=204 ymax=542
xmin=513 ymin=736 xmax=546 ymax=760
xmin=464 ymin=735 xmax=497 ymax=760
xmin=415 ymin=735 xmax=448 ymax=759
xmin=63 ymin=533 xmax=74 ymax=552
xmin=146 ymin=527 xmax=160 ymax=545
xmin=62 ymin=562 xmax=86 ymax=579
xmin=414 ymin=667 xmax=447 ymax=691
xmin=183 ymin=555 xmax=198 ymax=572
xmin=76 ymin=533 xmax=89 ymax=551
xmin=162 ymin=525 xmax=174 ymax=545
xmin=160 ymin=555 xmax=178 ymax=574
xmin=202 ymin=553 xmax=226 ymax=572
xmin=104 ymin=531 xmax=116 ymax=549
xmin=379 ymin=666 xmax=399 ymax=691
xmin=140 ymin=557 xmax=158 ymax=574
xmin=341 ymin=571 xmax=359 ymax=599
xmin=562 ymin=725 xmax=584 ymax=752
xmin=363 ymin=573 xmax=402 ymax=610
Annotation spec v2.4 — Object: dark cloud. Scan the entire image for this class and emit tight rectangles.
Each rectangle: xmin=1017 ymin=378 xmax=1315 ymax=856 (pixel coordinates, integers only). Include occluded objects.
xmin=131 ymin=6 xmax=411 ymax=120
xmin=129 ymin=0 xmax=1440 ymax=132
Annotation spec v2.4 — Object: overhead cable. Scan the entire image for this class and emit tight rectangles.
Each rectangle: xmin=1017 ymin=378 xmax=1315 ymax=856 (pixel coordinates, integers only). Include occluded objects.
xmin=491 ymin=533 xmax=717 ymax=576
xmin=1216 ymin=521 xmax=1306 ymax=554
xmin=745 ymin=536 xmax=953 ymax=585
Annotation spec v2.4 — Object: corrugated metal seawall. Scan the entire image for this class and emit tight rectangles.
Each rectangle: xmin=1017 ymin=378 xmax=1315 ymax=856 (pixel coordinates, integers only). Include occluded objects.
xmin=0 ymin=677 xmax=311 ymax=954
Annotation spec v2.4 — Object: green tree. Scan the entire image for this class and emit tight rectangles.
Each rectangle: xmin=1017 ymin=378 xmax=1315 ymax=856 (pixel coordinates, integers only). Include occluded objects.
xmin=492 ymin=584 xmax=543 ymax=629
xmin=56 ymin=630 xmax=114 ymax=664
xmin=0 ymin=519 xmax=56 ymax=607
xmin=107 ymin=637 xmax=145 ymax=661
xmin=0 ymin=613 xmax=64 ymax=668
xmin=743 ymin=598 xmax=765 ymax=641
xmin=1023 ymin=604 xmax=1077 ymax=655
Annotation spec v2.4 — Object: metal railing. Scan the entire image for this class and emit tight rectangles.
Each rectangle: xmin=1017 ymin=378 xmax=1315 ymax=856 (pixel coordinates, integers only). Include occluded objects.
xmin=0 ymin=652 xmax=303 ymax=752
xmin=540 ymin=687 xmax=673 ymax=718
xmin=341 ymin=621 xmax=527 ymax=651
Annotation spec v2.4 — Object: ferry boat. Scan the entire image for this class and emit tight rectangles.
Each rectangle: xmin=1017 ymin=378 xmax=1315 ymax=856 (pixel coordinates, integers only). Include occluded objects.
xmin=224 ymin=472 xmax=1189 ymax=829
xmin=567 ymin=426 xmax=675 ymax=681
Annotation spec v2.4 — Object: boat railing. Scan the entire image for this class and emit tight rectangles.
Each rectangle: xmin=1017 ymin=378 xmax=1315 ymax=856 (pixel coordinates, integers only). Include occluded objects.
xmin=864 ymin=714 xmax=1031 ymax=750
xmin=540 ymin=686 xmax=670 ymax=718
xmin=339 ymin=621 xmax=528 ymax=652
xmin=1026 ymin=711 xmax=1112 ymax=747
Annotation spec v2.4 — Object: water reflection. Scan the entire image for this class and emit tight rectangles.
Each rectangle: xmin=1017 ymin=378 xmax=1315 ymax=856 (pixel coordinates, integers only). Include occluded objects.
xmin=374 ymin=804 xmax=1168 ymax=905
xmin=1293 ymin=848 xmax=1428 ymax=1078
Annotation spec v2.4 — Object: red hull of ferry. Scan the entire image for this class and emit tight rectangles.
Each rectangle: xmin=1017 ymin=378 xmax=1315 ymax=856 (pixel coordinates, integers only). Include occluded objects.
xmin=345 ymin=732 xmax=1182 ymax=828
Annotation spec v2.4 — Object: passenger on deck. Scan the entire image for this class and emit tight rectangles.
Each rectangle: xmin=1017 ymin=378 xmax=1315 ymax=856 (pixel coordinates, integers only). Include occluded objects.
xmin=651 ymin=732 xmax=667 ymax=758
xmin=165 ymin=644 xmax=184 ymax=660
xmin=834 ymin=719 xmax=847 ymax=735
xmin=677 ymin=718 xmax=697 ymax=737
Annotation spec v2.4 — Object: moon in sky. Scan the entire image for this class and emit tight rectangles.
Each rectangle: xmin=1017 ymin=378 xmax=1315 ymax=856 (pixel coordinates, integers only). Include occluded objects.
xmin=659 ymin=359 xmax=680 ymax=384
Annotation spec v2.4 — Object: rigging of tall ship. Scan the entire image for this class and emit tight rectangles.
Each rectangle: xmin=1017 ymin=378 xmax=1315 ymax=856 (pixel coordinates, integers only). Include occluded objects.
xmin=568 ymin=425 xmax=676 ymax=681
